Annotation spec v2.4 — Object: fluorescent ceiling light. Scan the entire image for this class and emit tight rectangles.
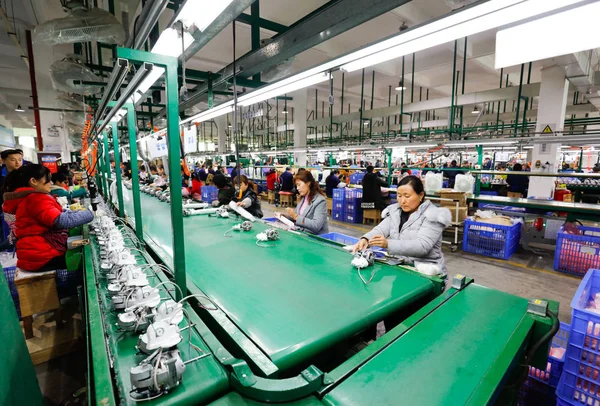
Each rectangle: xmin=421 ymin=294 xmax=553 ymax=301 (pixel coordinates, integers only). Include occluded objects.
xmin=523 ymin=146 xmax=534 ymax=149
xmin=395 ymin=85 xmax=406 ymax=91
xmin=406 ymin=144 xmax=438 ymax=148
xmin=483 ymin=147 xmax=517 ymax=150
xmin=282 ymin=109 xmax=289 ymax=114
xmin=339 ymin=0 xmax=585 ymax=72
xmin=175 ymin=0 xmax=235 ymax=32
xmin=238 ymin=72 xmax=331 ymax=106
xmin=152 ymin=27 xmax=194 ymax=58
xmin=496 ymin=2 xmax=600 ymax=68
xmin=15 ymin=105 xmax=25 ymax=112
xmin=181 ymin=100 xmax=235 ymax=125
xmin=471 ymin=106 xmax=480 ymax=114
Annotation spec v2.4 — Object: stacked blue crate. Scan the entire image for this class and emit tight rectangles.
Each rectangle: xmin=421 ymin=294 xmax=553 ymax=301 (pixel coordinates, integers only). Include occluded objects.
xmin=345 ymin=189 xmax=363 ymax=223
xmin=349 ymin=172 xmax=365 ymax=185
xmin=332 ymin=188 xmax=345 ymax=221
xmin=201 ymin=185 xmax=218 ymax=202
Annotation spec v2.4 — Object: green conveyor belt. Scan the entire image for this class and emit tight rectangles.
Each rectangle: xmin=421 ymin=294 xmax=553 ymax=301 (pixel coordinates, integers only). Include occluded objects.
xmin=121 ymin=187 xmax=437 ymax=371
xmin=322 ymin=284 xmax=532 ymax=406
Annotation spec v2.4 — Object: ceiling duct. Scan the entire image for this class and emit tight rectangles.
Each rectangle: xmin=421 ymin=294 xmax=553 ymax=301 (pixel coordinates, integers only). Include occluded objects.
xmin=33 ymin=3 xmax=125 ymax=46
xmin=56 ymin=92 xmax=89 ymax=111
xmin=258 ymin=39 xmax=296 ymax=83
xmin=50 ymin=56 xmax=103 ymax=95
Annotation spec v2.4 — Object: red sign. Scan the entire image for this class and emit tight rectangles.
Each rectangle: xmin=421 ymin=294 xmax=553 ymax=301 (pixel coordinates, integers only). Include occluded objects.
xmin=38 ymin=153 xmax=61 ymax=174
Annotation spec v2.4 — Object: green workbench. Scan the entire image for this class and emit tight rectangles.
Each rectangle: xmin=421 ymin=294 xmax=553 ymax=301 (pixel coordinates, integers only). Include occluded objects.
xmin=322 ymin=284 xmax=538 ymax=405
xmin=120 ymin=187 xmax=439 ymax=372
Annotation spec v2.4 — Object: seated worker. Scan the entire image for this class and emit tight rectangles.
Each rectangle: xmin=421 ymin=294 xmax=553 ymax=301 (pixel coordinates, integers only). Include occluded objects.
xmin=152 ymin=165 xmax=168 ymax=188
xmin=3 ymin=164 xmax=94 ymax=271
xmin=325 ymin=170 xmax=341 ymax=198
xmin=361 ymin=165 xmax=388 ymax=210
xmin=212 ymin=173 xmax=234 ymax=206
xmin=354 ymin=176 xmax=451 ymax=274
xmin=233 ymin=175 xmax=263 ymax=218
xmin=189 ymin=172 xmax=203 ymax=200
xmin=146 ymin=165 xmax=158 ymax=184
xmin=283 ymin=170 xmax=328 ymax=234
xmin=506 ymin=163 xmax=529 ymax=196
xmin=139 ymin=165 xmax=148 ymax=182
xmin=50 ymin=172 xmax=88 ymax=204
xmin=266 ymin=168 xmax=278 ymax=191
xmin=279 ymin=167 xmax=294 ymax=192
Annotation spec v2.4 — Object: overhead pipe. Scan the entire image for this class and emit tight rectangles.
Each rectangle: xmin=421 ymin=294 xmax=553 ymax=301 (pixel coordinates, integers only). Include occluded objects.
xmin=97 ymin=63 xmax=154 ymax=135
xmin=94 ymin=58 xmax=129 ymax=126
xmin=25 ymin=30 xmax=42 ymax=151
xmin=126 ymin=0 xmax=170 ymax=50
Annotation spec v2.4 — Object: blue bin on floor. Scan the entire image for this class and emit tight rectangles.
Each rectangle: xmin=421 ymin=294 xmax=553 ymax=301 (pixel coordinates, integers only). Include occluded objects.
xmin=462 ymin=219 xmax=521 ymax=260
xmin=332 ymin=205 xmax=345 ymax=221
xmin=3 ymin=265 xmax=19 ymax=317
xmin=554 ymin=225 xmax=600 ymax=277
xmin=201 ymin=186 xmax=218 ymax=202
xmin=557 ymin=269 xmax=600 ymax=405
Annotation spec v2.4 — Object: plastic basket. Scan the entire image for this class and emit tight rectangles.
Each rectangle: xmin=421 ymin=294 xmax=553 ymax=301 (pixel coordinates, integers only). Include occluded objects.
xmin=201 ymin=186 xmax=218 ymax=202
xmin=462 ymin=219 xmax=521 ymax=260
xmin=528 ymin=321 xmax=570 ymax=387
xmin=345 ymin=188 xmax=363 ymax=201
xmin=554 ymin=225 xmax=600 ymax=277
xmin=56 ymin=268 xmax=83 ymax=298
xmin=332 ymin=206 xmax=345 ymax=221
xmin=344 ymin=211 xmax=363 ymax=224
xmin=557 ymin=269 xmax=600 ymax=404
xmin=317 ymin=233 xmax=384 ymax=257
xmin=479 ymin=190 xmax=499 ymax=196
xmin=349 ymin=172 xmax=365 ymax=185
xmin=333 ymin=188 xmax=346 ymax=201
xmin=3 ymin=265 xmax=20 ymax=317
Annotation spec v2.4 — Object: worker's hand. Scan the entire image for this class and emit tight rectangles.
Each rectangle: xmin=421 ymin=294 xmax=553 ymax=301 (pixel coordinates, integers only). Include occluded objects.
xmin=236 ymin=201 xmax=244 ymax=207
xmin=369 ymin=235 xmax=388 ymax=248
xmin=285 ymin=207 xmax=298 ymax=220
xmin=353 ymin=237 xmax=369 ymax=252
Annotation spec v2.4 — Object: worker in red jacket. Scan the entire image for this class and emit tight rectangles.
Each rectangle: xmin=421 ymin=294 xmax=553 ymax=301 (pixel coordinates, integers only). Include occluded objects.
xmin=189 ymin=172 xmax=203 ymax=200
xmin=2 ymin=164 xmax=94 ymax=271
xmin=266 ymin=168 xmax=278 ymax=191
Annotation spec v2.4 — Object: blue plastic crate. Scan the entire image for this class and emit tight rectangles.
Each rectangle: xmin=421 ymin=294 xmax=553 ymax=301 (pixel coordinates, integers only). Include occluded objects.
xmin=201 ymin=186 xmax=218 ymax=202
xmin=56 ymin=268 xmax=82 ymax=298
xmin=462 ymin=219 xmax=521 ymax=260
xmin=528 ymin=321 xmax=570 ymax=388
xmin=518 ymin=377 xmax=557 ymax=406
xmin=349 ymin=172 xmax=365 ymax=185
xmin=479 ymin=190 xmax=499 ymax=196
xmin=345 ymin=188 xmax=363 ymax=202
xmin=332 ymin=205 xmax=345 ymax=221
xmin=333 ymin=188 xmax=346 ymax=201
xmin=554 ymin=225 xmax=600 ymax=277
xmin=557 ymin=269 xmax=600 ymax=405
xmin=3 ymin=265 xmax=19 ymax=317
xmin=344 ymin=211 xmax=363 ymax=224
xmin=316 ymin=233 xmax=384 ymax=257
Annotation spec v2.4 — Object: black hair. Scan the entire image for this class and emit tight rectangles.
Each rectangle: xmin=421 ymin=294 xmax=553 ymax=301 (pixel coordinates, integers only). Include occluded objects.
xmin=513 ymin=163 xmax=523 ymax=171
xmin=3 ymin=164 xmax=51 ymax=194
xmin=398 ymin=175 xmax=425 ymax=195
xmin=213 ymin=173 xmax=229 ymax=189
xmin=51 ymin=172 xmax=68 ymax=184
xmin=366 ymin=165 xmax=374 ymax=173
xmin=451 ymin=160 xmax=457 ymax=166
xmin=1 ymin=149 xmax=22 ymax=160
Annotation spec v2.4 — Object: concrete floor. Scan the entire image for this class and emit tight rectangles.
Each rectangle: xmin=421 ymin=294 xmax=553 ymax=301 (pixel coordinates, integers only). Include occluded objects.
xmin=261 ymin=201 xmax=581 ymax=323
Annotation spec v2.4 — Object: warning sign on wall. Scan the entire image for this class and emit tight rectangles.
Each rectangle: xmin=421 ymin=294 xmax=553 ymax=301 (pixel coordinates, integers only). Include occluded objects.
xmin=542 ymin=125 xmax=553 ymax=134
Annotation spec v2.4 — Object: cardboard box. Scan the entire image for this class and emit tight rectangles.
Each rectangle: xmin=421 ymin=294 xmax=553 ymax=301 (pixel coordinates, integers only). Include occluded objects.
xmin=447 ymin=206 xmax=468 ymax=223
xmin=473 ymin=215 xmax=513 ymax=227
xmin=507 ymin=192 xmax=522 ymax=198
xmin=440 ymin=191 xmax=468 ymax=207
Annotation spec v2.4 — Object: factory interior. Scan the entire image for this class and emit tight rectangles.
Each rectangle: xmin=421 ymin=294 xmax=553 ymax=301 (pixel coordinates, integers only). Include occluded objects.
xmin=2 ymin=0 xmax=600 ymax=405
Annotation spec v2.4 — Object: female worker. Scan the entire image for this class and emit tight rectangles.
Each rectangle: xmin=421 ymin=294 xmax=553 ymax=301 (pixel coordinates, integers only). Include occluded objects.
xmin=283 ymin=170 xmax=328 ymax=235
xmin=233 ymin=175 xmax=263 ymax=218
xmin=354 ymin=175 xmax=451 ymax=274
xmin=3 ymin=164 xmax=94 ymax=271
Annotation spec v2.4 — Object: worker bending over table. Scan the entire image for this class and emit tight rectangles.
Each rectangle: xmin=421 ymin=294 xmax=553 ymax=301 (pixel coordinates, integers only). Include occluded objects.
xmin=355 ymin=176 xmax=451 ymax=275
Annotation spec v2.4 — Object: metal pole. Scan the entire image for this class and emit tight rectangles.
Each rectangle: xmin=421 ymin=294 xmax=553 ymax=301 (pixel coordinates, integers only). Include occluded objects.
xmin=329 ymin=72 xmax=334 ymax=144
xmin=112 ymin=123 xmax=124 ymax=217
xmin=400 ymin=56 xmax=405 ymax=135
xmin=25 ymin=30 xmax=43 ymax=151
xmin=125 ymin=103 xmax=144 ymax=242
xmin=411 ymin=53 xmax=415 ymax=103
xmin=359 ymin=68 xmax=365 ymax=142
xmin=370 ymin=70 xmax=375 ymax=137
xmin=514 ymin=63 xmax=524 ymax=137
xmin=475 ymin=145 xmax=483 ymax=196
xmin=103 ymin=130 xmax=110 ymax=202
xmin=450 ymin=40 xmax=457 ymax=133
xmin=387 ymin=85 xmax=391 ymax=139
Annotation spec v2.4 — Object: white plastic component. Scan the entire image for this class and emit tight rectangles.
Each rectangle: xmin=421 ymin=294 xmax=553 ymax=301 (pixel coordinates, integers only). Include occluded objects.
xmin=351 ymin=256 xmax=369 ymax=269
xmin=125 ymin=268 xmax=149 ymax=287
xmin=228 ymin=201 xmax=256 ymax=222
xmin=256 ymin=232 xmax=268 ymax=242
xmin=137 ymin=321 xmax=182 ymax=353
xmin=155 ymin=300 xmax=184 ymax=325
xmin=126 ymin=286 xmax=161 ymax=311
xmin=183 ymin=202 xmax=209 ymax=210
xmin=454 ymin=174 xmax=475 ymax=193
xmin=275 ymin=212 xmax=296 ymax=229
xmin=425 ymin=172 xmax=443 ymax=194
xmin=183 ymin=208 xmax=218 ymax=216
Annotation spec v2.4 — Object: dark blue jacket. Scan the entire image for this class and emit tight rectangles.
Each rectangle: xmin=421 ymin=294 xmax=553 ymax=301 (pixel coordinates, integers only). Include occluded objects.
xmin=280 ymin=171 xmax=294 ymax=192
xmin=325 ymin=174 xmax=340 ymax=198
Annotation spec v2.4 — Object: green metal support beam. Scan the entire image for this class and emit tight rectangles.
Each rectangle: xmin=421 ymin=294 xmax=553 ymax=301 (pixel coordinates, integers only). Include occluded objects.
xmin=235 ymin=12 xmax=288 ymax=33
xmin=116 ymin=46 xmax=187 ymax=300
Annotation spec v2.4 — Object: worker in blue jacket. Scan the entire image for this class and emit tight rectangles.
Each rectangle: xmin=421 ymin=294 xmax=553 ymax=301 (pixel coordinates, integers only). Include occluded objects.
xmin=279 ymin=167 xmax=294 ymax=192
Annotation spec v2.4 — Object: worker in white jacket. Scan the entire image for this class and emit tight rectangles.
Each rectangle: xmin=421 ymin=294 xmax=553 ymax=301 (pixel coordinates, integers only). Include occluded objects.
xmin=355 ymin=175 xmax=451 ymax=274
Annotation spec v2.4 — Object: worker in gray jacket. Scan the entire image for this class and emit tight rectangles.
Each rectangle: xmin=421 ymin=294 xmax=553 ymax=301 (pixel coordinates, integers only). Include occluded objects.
xmin=355 ymin=175 xmax=451 ymax=274
xmin=283 ymin=170 xmax=329 ymax=235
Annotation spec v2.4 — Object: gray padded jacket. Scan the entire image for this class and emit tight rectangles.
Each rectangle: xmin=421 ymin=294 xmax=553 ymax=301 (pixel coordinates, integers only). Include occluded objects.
xmin=294 ymin=193 xmax=329 ymax=235
xmin=362 ymin=200 xmax=451 ymax=274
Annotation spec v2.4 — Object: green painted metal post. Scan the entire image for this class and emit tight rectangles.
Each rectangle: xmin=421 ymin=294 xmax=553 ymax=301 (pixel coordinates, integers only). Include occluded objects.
xmin=116 ymin=47 xmax=186 ymax=300
xmin=387 ymin=85 xmax=391 ymax=139
xmin=102 ymin=129 xmax=110 ymax=202
xmin=411 ymin=53 xmax=415 ymax=103
xmin=579 ymin=148 xmax=584 ymax=171
xmin=400 ymin=56 xmax=405 ymax=135
xmin=124 ymin=103 xmax=144 ymax=242
xmin=329 ymin=73 xmax=334 ymax=144
xmin=359 ymin=68 xmax=365 ymax=143
xmin=475 ymin=145 xmax=483 ymax=196
xmin=386 ymin=148 xmax=392 ymax=184
xmin=450 ymin=40 xmax=458 ymax=133
xmin=111 ymin=122 xmax=124 ymax=218
xmin=514 ymin=63 xmax=525 ymax=137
